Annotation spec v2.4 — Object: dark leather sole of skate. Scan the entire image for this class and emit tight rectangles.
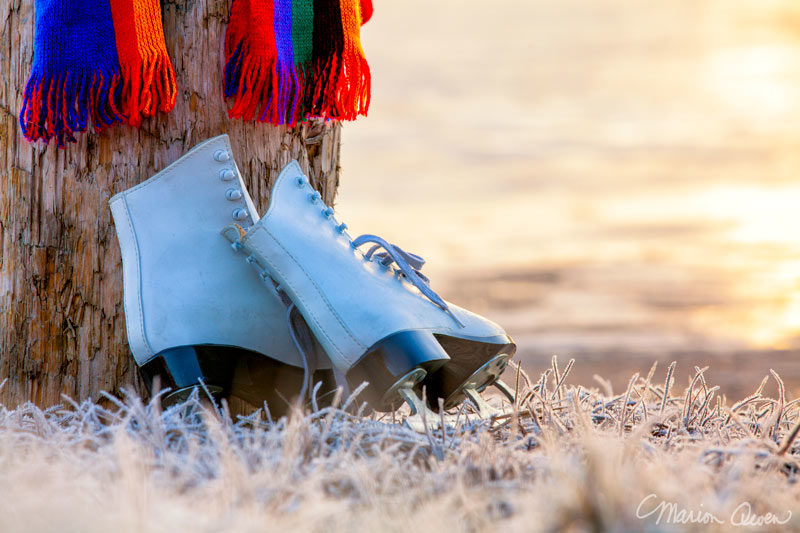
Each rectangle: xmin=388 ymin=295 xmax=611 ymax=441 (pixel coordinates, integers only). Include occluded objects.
xmin=423 ymin=333 xmax=517 ymax=411
xmin=139 ymin=345 xmax=338 ymax=415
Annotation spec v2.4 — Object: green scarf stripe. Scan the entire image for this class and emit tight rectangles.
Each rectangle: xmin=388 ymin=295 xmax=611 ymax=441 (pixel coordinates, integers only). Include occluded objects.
xmin=291 ymin=0 xmax=314 ymax=66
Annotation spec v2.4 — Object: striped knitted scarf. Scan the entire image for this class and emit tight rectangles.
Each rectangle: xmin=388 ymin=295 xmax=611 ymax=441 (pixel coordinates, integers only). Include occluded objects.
xmin=20 ymin=0 xmax=371 ymax=146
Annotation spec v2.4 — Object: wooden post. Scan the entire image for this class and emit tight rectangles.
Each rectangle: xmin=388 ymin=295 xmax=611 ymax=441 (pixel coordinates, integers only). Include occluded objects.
xmin=0 ymin=0 xmax=342 ymax=407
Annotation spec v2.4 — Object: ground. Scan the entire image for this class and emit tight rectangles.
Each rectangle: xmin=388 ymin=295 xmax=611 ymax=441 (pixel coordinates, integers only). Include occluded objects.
xmin=1 ymin=361 xmax=798 ymax=532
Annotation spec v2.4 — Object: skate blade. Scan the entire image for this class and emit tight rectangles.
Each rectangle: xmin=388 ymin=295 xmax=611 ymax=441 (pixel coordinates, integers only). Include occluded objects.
xmin=397 ymin=386 xmax=461 ymax=433
xmin=460 ymin=379 xmax=521 ymax=418
xmin=162 ymin=384 xmax=223 ymax=407
xmin=442 ymin=353 xmax=511 ymax=410
xmin=492 ymin=379 xmax=517 ymax=403
xmin=403 ymin=413 xmax=464 ymax=433
xmin=462 ymin=386 xmax=508 ymax=418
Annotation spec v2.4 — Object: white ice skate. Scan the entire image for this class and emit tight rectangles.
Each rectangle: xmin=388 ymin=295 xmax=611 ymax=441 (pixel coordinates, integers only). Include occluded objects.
xmin=110 ymin=136 xmax=334 ymax=409
xmin=223 ymin=161 xmax=516 ymax=413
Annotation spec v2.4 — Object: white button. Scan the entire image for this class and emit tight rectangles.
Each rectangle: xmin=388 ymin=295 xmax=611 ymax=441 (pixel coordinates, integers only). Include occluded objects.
xmin=219 ymin=169 xmax=236 ymax=181
xmin=232 ymin=208 xmax=248 ymax=221
xmin=214 ymin=150 xmax=231 ymax=162
xmin=226 ymin=188 xmax=243 ymax=201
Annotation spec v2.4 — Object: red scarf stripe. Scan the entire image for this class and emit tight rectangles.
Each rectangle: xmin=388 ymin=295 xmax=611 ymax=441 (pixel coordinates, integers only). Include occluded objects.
xmin=224 ymin=0 xmax=279 ymax=122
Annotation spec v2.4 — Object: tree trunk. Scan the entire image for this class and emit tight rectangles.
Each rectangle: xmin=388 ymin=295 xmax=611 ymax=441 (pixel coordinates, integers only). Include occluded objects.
xmin=0 ymin=0 xmax=341 ymax=407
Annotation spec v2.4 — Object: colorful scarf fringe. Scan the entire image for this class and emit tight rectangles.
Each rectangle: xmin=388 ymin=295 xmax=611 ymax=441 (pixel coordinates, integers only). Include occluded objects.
xmin=224 ymin=0 xmax=371 ymax=125
xmin=19 ymin=0 xmax=176 ymax=147
xmin=20 ymin=0 xmax=371 ymax=146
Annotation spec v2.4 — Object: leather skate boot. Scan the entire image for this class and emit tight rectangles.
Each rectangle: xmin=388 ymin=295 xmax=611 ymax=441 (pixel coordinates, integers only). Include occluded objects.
xmin=110 ymin=135 xmax=335 ymax=411
xmin=223 ymin=161 xmax=516 ymax=413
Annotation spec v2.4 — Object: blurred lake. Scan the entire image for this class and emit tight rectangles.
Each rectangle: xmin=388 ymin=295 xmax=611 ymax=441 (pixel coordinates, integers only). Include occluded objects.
xmin=336 ymin=0 xmax=800 ymax=398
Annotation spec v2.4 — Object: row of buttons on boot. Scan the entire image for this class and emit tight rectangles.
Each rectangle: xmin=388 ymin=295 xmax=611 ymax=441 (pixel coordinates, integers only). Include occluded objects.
xmin=214 ymin=149 xmax=248 ymax=221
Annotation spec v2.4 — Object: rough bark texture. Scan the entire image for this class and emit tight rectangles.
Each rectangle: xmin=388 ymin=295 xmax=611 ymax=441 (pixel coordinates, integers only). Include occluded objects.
xmin=0 ymin=0 xmax=342 ymax=407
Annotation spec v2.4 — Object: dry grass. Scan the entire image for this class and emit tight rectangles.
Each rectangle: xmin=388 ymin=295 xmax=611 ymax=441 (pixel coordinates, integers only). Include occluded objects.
xmin=1 ymin=358 xmax=799 ymax=532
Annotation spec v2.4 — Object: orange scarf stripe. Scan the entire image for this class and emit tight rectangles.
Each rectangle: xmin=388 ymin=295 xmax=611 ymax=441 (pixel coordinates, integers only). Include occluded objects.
xmin=109 ymin=0 xmax=177 ymax=126
xmin=336 ymin=0 xmax=370 ymax=120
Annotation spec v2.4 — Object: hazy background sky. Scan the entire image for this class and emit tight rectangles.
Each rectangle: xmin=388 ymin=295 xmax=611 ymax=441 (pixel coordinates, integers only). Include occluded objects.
xmin=336 ymin=0 xmax=800 ymax=396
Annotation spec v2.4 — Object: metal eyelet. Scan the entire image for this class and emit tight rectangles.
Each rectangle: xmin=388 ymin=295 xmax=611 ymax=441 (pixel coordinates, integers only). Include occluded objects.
xmin=220 ymin=169 xmax=236 ymax=181
xmin=214 ymin=150 xmax=231 ymax=162
xmin=232 ymin=208 xmax=248 ymax=221
xmin=226 ymin=188 xmax=243 ymax=201
xmin=296 ymin=176 xmax=305 ymax=188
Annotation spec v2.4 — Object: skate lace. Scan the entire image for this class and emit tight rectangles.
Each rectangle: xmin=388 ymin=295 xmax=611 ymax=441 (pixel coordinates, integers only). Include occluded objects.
xmin=286 ymin=301 xmax=314 ymax=403
xmin=351 ymin=234 xmax=465 ymax=328
xmin=307 ymin=187 xmax=465 ymax=328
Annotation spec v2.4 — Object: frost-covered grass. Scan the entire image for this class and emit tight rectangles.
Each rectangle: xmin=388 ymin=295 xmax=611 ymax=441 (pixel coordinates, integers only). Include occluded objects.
xmin=1 ymin=358 xmax=799 ymax=532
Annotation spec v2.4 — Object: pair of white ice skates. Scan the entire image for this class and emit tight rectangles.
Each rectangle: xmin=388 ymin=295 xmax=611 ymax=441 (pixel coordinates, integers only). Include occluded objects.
xmin=110 ymin=135 xmax=515 ymax=419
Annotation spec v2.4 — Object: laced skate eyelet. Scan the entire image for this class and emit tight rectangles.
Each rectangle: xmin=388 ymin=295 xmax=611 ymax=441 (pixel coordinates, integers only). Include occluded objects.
xmin=214 ymin=150 xmax=231 ymax=162
xmin=336 ymin=222 xmax=348 ymax=234
xmin=226 ymin=188 xmax=243 ymax=201
xmin=232 ymin=208 xmax=248 ymax=221
xmin=295 ymin=176 xmax=305 ymax=188
xmin=308 ymin=192 xmax=321 ymax=203
xmin=219 ymin=169 xmax=236 ymax=181
xmin=322 ymin=207 xmax=334 ymax=218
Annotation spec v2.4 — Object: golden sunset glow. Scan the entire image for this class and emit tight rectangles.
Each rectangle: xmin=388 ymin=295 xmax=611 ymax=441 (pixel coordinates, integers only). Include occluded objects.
xmin=340 ymin=0 xmax=800 ymax=359
xmin=693 ymin=186 xmax=800 ymax=245
xmin=708 ymin=45 xmax=800 ymax=121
